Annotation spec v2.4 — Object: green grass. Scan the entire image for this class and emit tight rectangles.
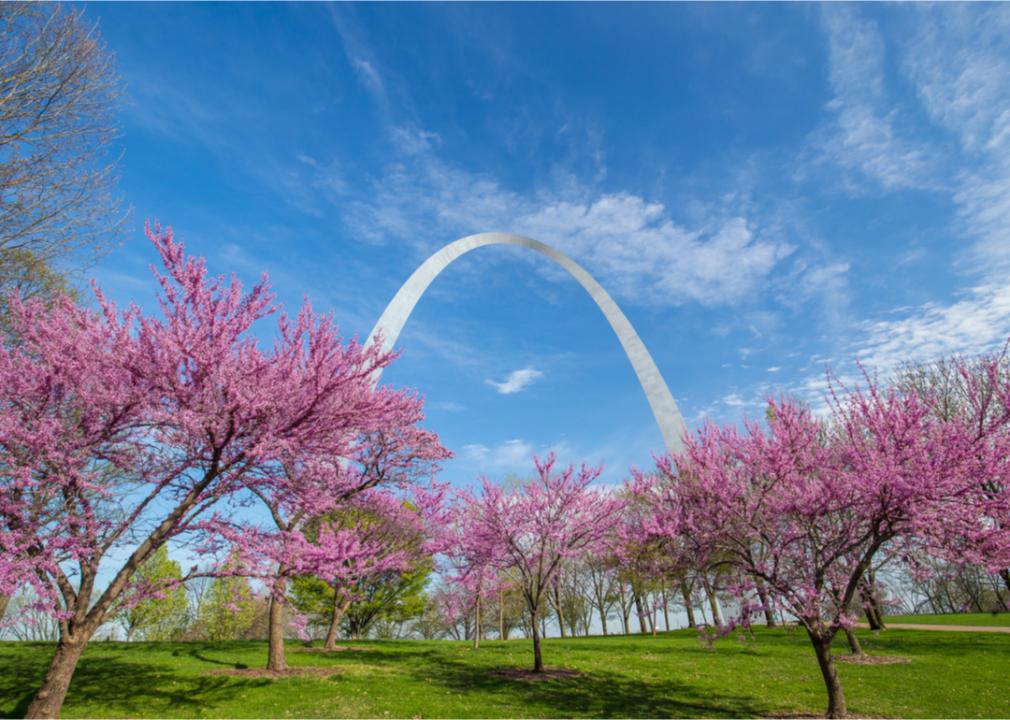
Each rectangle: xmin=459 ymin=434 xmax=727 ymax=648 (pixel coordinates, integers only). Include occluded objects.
xmin=1 ymin=627 xmax=1007 ymax=718
xmin=884 ymin=612 xmax=1010 ymax=627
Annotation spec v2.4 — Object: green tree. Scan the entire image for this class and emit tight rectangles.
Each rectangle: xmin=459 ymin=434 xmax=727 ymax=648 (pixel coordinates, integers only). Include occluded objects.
xmin=119 ymin=545 xmax=188 ymax=642
xmin=196 ymin=575 xmax=258 ymax=642
xmin=292 ymin=561 xmax=431 ymax=640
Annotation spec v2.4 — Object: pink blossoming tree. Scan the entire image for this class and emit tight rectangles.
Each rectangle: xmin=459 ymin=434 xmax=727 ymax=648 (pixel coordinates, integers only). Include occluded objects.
xmin=642 ymin=381 xmax=989 ymax=719
xmin=0 ymin=226 xmax=431 ymax=717
xmin=453 ymin=454 xmax=625 ymax=672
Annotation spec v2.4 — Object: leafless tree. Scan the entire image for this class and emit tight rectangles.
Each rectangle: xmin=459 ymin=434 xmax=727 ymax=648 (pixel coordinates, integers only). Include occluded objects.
xmin=0 ymin=3 xmax=125 ymax=305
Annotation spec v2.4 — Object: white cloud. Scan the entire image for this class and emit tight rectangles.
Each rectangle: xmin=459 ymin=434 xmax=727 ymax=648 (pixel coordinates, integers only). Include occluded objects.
xmin=461 ymin=438 xmax=535 ymax=470
xmin=855 ymin=282 xmax=1010 ymax=374
xmin=899 ymin=5 xmax=1010 ymax=271
xmin=485 ymin=367 xmax=544 ymax=395
xmin=430 ymin=400 xmax=465 ymax=413
xmin=340 ymin=137 xmax=795 ymax=307
xmin=722 ymin=393 xmax=749 ymax=408
xmin=389 ymin=126 xmax=442 ymax=155
xmin=810 ymin=6 xmax=932 ymax=192
xmin=785 ymin=282 xmax=1010 ymax=417
xmin=351 ymin=57 xmax=385 ymax=98
xmin=518 ymin=200 xmax=793 ymax=306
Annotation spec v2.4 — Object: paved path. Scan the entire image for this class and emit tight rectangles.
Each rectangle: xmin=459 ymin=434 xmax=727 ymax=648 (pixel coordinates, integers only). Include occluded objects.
xmin=857 ymin=622 xmax=1010 ymax=633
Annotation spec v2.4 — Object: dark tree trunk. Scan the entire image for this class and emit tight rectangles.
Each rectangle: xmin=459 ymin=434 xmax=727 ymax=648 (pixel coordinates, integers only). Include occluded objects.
xmin=498 ymin=589 xmax=506 ymax=640
xmin=756 ymin=581 xmax=776 ymax=627
xmin=553 ymin=583 xmax=566 ymax=638
xmin=323 ymin=593 xmax=351 ymax=651
xmin=0 ymin=593 xmax=9 ymax=623
xmin=24 ymin=634 xmax=89 ymax=718
xmin=1000 ymin=569 xmax=1010 ymax=597
xmin=530 ymin=607 xmax=544 ymax=672
xmin=680 ymin=579 xmax=697 ymax=629
xmin=662 ymin=587 xmax=670 ymax=631
xmin=634 ymin=592 xmax=648 ymax=634
xmin=472 ymin=595 xmax=481 ymax=649
xmin=843 ymin=626 xmax=864 ymax=656
xmin=618 ymin=585 xmax=631 ymax=634
xmin=600 ymin=609 xmax=609 ymax=636
xmin=704 ymin=579 xmax=723 ymax=627
xmin=991 ymin=572 xmax=1010 ymax=611
xmin=860 ymin=579 xmax=885 ymax=630
xmin=807 ymin=628 xmax=847 ymax=719
xmin=266 ymin=587 xmax=288 ymax=671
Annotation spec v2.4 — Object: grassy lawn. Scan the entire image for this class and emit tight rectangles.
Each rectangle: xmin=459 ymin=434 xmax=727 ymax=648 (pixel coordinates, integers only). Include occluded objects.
xmin=1 ymin=627 xmax=1007 ymax=718
xmin=883 ymin=612 xmax=1010 ymax=627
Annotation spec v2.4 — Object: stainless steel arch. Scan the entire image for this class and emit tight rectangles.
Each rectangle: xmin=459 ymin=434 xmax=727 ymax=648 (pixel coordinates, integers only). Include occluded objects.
xmin=367 ymin=232 xmax=687 ymax=453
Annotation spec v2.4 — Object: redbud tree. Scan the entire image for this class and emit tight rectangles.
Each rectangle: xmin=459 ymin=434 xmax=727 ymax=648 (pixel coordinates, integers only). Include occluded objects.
xmin=642 ymin=381 xmax=989 ymax=719
xmin=0 ymin=226 xmax=433 ymax=717
xmin=454 ymin=454 xmax=625 ymax=672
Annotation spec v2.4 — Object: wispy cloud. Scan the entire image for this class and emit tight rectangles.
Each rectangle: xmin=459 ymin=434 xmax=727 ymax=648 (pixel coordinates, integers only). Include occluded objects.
xmin=350 ymin=57 xmax=385 ymax=98
xmin=900 ymin=5 xmax=1010 ymax=272
xmin=430 ymin=400 xmax=466 ymax=413
xmin=485 ymin=367 xmax=544 ymax=395
xmin=327 ymin=5 xmax=389 ymax=107
xmin=784 ymin=282 xmax=1010 ymax=417
xmin=341 ymin=145 xmax=796 ymax=307
xmin=807 ymin=5 xmax=933 ymax=192
xmin=461 ymin=438 xmax=535 ymax=471
xmin=854 ymin=282 xmax=1010 ymax=374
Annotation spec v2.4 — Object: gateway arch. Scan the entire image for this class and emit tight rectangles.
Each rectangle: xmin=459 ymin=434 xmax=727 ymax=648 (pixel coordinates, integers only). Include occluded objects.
xmin=367 ymin=232 xmax=687 ymax=454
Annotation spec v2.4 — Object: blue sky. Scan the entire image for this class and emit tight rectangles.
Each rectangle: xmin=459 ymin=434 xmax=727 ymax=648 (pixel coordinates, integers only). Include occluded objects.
xmin=84 ymin=2 xmax=1010 ymax=489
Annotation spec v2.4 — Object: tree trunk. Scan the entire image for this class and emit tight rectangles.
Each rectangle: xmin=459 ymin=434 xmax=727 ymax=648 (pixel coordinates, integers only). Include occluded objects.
xmin=0 ymin=593 xmax=9 ymax=623
xmin=24 ymin=634 xmax=89 ymax=718
xmin=861 ymin=575 xmax=886 ymax=630
xmin=266 ymin=589 xmax=288 ymax=671
xmin=863 ymin=602 xmax=883 ymax=631
xmin=680 ymin=579 xmax=697 ymax=629
xmin=756 ymin=581 xmax=776 ymax=627
xmin=530 ymin=607 xmax=544 ymax=672
xmin=634 ymin=592 xmax=648 ymax=634
xmin=498 ymin=589 xmax=505 ymax=640
xmin=704 ymin=579 xmax=722 ymax=627
xmin=600 ymin=609 xmax=609 ymax=636
xmin=807 ymin=628 xmax=847 ymax=719
xmin=991 ymin=572 xmax=1009 ymax=611
xmin=844 ymin=626 xmax=864 ymax=656
xmin=618 ymin=585 xmax=630 ymax=634
xmin=662 ymin=587 xmax=670 ymax=631
xmin=472 ymin=595 xmax=481 ymax=650
xmin=323 ymin=593 xmax=351 ymax=651
xmin=1001 ymin=568 xmax=1010 ymax=596
xmin=553 ymin=584 xmax=566 ymax=638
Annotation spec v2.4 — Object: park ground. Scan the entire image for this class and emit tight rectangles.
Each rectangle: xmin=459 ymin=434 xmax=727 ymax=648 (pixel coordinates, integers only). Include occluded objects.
xmin=1 ymin=623 xmax=1008 ymax=718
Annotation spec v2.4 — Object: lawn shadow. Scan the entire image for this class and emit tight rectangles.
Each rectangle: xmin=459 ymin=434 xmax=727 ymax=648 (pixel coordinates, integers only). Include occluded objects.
xmin=396 ymin=652 xmax=772 ymax=717
xmin=0 ymin=643 xmax=258 ymax=719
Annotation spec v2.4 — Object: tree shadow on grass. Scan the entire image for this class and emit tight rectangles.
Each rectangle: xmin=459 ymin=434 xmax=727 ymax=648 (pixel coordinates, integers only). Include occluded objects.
xmin=417 ymin=654 xmax=771 ymax=718
xmin=852 ymin=628 xmax=1010 ymax=658
xmin=0 ymin=644 xmax=258 ymax=719
xmin=184 ymin=647 xmax=249 ymax=669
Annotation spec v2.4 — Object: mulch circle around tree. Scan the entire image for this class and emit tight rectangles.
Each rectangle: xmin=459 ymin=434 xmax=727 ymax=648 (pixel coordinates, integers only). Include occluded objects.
xmin=206 ymin=667 xmax=343 ymax=679
xmin=296 ymin=646 xmax=368 ymax=654
xmin=488 ymin=667 xmax=584 ymax=681
xmin=834 ymin=654 xmax=911 ymax=665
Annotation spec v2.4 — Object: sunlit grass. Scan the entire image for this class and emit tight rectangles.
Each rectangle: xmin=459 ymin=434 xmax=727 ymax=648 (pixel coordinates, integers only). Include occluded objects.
xmin=2 ymin=626 xmax=1007 ymax=718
